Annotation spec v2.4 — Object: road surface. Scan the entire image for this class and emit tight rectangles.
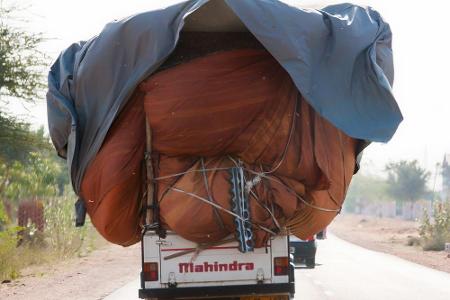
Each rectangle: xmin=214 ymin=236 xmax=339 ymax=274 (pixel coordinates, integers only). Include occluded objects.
xmin=105 ymin=234 xmax=450 ymax=300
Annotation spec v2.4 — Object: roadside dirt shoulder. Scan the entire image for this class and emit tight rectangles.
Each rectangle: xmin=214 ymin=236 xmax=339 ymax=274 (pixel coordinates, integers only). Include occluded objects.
xmin=0 ymin=243 xmax=140 ymax=300
xmin=330 ymin=214 xmax=450 ymax=273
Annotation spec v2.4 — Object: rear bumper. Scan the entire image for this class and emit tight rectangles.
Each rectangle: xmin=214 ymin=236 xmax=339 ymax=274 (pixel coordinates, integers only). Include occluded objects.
xmin=139 ymin=282 xmax=295 ymax=299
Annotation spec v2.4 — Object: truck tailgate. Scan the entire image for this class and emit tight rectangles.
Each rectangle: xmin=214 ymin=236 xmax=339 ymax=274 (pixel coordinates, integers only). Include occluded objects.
xmin=157 ymin=233 xmax=272 ymax=285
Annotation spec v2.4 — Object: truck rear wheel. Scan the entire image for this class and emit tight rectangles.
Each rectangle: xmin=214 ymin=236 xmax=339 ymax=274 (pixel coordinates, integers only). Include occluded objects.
xmin=305 ymin=257 xmax=315 ymax=268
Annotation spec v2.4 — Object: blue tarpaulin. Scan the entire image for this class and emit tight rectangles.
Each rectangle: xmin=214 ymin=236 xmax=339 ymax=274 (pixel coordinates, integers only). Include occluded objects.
xmin=47 ymin=0 xmax=402 ymax=194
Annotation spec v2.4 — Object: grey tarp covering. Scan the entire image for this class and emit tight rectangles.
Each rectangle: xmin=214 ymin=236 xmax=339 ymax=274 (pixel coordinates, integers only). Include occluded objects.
xmin=47 ymin=0 xmax=402 ymax=194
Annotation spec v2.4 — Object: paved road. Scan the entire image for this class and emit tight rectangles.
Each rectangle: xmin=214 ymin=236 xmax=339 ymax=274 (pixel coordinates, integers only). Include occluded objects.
xmin=105 ymin=234 xmax=450 ymax=300
xmin=295 ymin=234 xmax=450 ymax=300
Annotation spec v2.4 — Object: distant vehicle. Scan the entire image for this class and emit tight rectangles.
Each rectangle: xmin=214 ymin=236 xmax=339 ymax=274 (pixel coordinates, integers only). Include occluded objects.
xmin=290 ymin=230 xmax=327 ymax=269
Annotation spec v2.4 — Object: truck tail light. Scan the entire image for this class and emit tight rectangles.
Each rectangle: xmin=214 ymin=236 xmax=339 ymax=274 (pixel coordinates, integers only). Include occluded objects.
xmin=143 ymin=262 xmax=159 ymax=281
xmin=274 ymin=257 xmax=289 ymax=276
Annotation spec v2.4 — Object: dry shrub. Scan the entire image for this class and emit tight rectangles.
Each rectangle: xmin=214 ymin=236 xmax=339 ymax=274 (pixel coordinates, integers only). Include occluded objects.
xmin=419 ymin=201 xmax=450 ymax=251
xmin=44 ymin=195 xmax=102 ymax=259
xmin=406 ymin=235 xmax=421 ymax=247
xmin=44 ymin=196 xmax=87 ymax=259
xmin=1 ymin=195 xmax=102 ymax=281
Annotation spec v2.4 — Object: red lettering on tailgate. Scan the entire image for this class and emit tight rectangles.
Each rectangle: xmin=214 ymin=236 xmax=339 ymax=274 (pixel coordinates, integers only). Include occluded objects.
xmin=178 ymin=261 xmax=254 ymax=273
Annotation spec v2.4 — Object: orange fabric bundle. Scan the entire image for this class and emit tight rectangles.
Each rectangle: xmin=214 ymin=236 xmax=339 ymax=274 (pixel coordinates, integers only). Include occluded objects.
xmin=80 ymin=92 xmax=145 ymax=246
xmin=80 ymin=49 xmax=358 ymax=247
xmin=155 ymin=156 xmax=298 ymax=247
xmin=141 ymin=49 xmax=295 ymax=165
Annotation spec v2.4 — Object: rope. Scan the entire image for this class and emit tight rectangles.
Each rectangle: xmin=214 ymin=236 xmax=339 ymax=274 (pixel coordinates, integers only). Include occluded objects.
xmin=242 ymin=165 xmax=281 ymax=231
xmin=258 ymin=94 xmax=298 ymax=175
xmin=244 ymin=169 xmax=341 ymax=213
xmin=249 ymin=189 xmax=281 ymax=231
xmin=163 ymin=237 xmax=236 ymax=261
xmin=200 ymin=158 xmax=225 ymax=229
xmin=169 ymin=187 xmax=277 ymax=235
xmin=153 ymin=167 xmax=231 ymax=181
xmin=228 ymin=156 xmax=281 ymax=232
xmin=150 ymin=93 xmax=341 ymax=244
xmin=154 ymin=162 xmax=341 ymax=214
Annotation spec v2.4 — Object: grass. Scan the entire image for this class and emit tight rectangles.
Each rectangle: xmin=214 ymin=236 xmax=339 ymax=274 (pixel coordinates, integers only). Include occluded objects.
xmin=0 ymin=196 xmax=104 ymax=282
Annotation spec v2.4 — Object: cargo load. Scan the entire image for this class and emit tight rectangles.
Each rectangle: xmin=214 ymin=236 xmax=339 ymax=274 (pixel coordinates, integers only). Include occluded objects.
xmin=47 ymin=1 xmax=402 ymax=248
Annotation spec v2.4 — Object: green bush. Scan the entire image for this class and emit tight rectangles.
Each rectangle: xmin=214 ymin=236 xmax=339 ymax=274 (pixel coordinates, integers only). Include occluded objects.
xmin=419 ymin=201 xmax=450 ymax=251
xmin=0 ymin=201 xmax=22 ymax=281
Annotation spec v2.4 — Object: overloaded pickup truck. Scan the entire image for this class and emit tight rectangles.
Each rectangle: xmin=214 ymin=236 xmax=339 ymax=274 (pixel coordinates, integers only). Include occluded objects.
xmin=139 ymin=230 xmax=295 ymax=300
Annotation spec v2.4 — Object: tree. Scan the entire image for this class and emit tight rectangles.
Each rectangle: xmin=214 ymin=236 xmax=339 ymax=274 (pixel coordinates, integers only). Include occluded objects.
xmin=0 ymin=139 xmax=67 ymax=203
xmin=0 ymin=113 xmax=49 ymax=163
xmin=0 ymin=124 xmax=54 ymax=198
xmin=2 ymin=153 xmax=59 ymax=200
xmin=344 ymin=173 xmax=391 ymax=213
xmin=0 ymin=2 xmax=46 ymax=102
xmin=385 ymin=160 xmax=430 ymax=215
xmin=0 ymin=2 xmax=48 ymax=164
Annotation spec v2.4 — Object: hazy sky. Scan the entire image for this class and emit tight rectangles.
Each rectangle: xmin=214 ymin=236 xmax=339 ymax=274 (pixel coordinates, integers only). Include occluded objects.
xmin=4 ymin=0 xmax=450 ymax=176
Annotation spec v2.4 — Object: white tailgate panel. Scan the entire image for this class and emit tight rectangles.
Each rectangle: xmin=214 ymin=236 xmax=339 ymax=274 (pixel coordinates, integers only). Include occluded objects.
xmin=159 ymin=234 xmax=272 ymax=284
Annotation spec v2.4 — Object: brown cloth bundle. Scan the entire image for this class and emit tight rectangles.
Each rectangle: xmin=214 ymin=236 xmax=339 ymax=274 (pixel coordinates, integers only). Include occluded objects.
xmin=81 ymin=49 xmax=357 ymax=247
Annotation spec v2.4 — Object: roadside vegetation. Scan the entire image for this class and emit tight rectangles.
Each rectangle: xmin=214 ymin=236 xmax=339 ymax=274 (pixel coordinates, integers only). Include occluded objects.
xmin=419 ymin=202 xmax=450 ymax=251
xmin=345 ymin=157 xmax=450 ymax=252
xmin=0 ymin=129 xmax=102 ymax=282
xmin=0 ymin=2 xmax=102 ymax=282
xmin=0 ymin=194 xmax=101 ymax=282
